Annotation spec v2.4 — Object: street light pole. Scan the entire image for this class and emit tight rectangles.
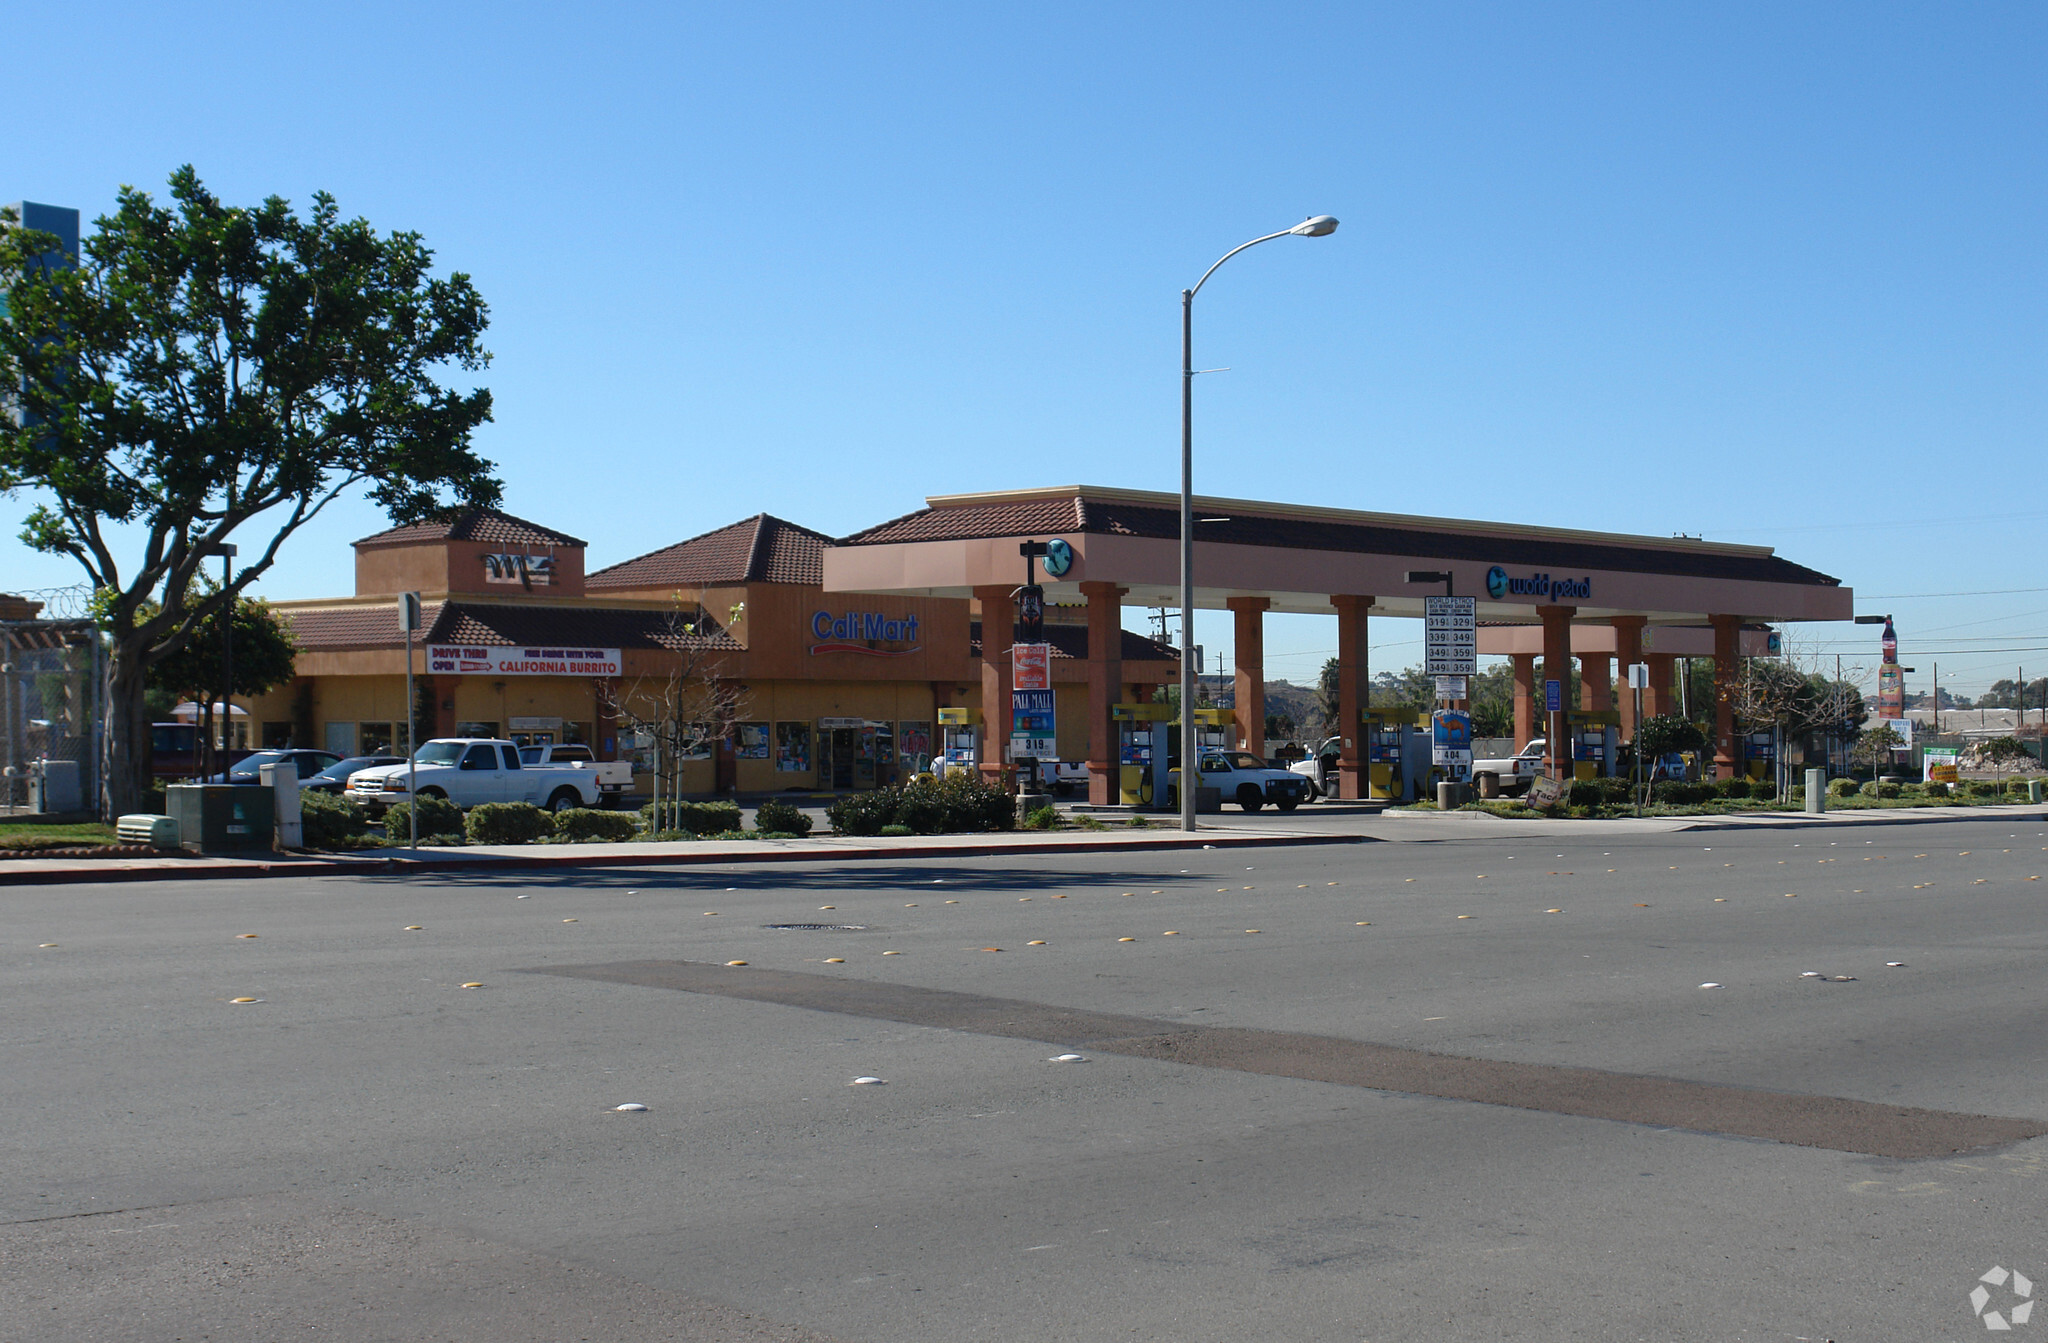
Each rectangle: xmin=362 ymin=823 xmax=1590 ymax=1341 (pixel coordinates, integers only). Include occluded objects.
xmin=1179 ymin=215 xmax=1338 ymax=832
xmin=213 ymin=543 xmax=238 ymax=774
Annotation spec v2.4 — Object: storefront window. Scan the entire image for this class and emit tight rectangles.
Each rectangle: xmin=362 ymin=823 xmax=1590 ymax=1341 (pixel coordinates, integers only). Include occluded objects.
xmin=681 ymin=723 xmax=713 ymax=761
xmin=456 ymin=721 xmax=499 ymax=740
xmin=360 ymin=722 xmax=395 ymax=754
xmin=898 ymin=721 xmax=933 ymax=775
xmin=564 ymin=722 xmax=590 ymax=745
xmin=774 ymin=722 xmax=812 ymax=773
xmin=262 ymin=721 xmax=294 ymax=748
xmin=736 ymin=722 xmax=770 ymax=759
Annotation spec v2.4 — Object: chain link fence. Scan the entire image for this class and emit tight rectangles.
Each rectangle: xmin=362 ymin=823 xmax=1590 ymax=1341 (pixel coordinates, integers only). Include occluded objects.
xmin=0 ymin=612 xmax=104 ymax=815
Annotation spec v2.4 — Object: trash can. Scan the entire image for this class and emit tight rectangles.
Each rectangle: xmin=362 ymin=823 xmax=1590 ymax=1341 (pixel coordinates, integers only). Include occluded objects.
xmin=166 ymin=784 xmax=275 ymax=854
xmin=2030 ymin=779 xmax=2045 ymax=805
xmin=1437 ymin=781 xmax=1471 ymax=810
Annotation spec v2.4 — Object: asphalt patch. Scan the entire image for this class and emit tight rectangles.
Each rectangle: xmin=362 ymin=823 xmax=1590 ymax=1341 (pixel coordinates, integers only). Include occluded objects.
xmin=528 ymin=959 xmax=2048 ymax=1160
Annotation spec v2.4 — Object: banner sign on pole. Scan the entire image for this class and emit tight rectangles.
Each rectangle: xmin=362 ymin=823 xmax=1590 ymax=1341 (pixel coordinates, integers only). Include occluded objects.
xmin=1423 ymin=596 xmax=1477 ymax=676
xmin=1011 ymin=642 xmax=1051 ymax=691
xmin=1627 ymin=663 xmax=1651 ymax=690
xmin=1544 ymin=679 xmax=1563 ymax=713
xmin=1009 ymin=688 xmax=1056 ymax=760
xmin=1434 ymin=675 xmax=1467 ymax=701
xmin=1432 ymin=709 xmax=1473 ymax=780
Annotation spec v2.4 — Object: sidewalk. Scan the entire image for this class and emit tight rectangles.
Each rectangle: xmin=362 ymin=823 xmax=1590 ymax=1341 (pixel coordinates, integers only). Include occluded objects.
xmin=1343 ymin=801 xmax=2048 ymax=841
xmin=0 ymin=819 xmax=1361 ymax=886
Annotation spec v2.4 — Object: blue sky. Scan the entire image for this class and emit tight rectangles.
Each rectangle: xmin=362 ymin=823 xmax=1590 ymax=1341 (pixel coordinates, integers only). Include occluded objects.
xmin=8 ymin=2 xmax=2043 ymax=700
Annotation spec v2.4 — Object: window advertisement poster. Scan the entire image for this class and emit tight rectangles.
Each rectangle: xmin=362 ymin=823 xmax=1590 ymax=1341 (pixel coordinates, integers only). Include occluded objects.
xmin=1922 ymin=747 xmax=1960 ymax=784
xmin=774 ymin=721 xmax=812 ymax=773
xmin=736 ymin=722 xmax=771 ymax=760
xmin=898 ymin=721 xmax=932 ymax=765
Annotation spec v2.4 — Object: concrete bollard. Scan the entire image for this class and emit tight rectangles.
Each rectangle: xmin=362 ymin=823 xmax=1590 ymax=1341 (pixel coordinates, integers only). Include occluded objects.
xmin=261 ymin=762 xmax=302 ymax=848
xmin=1805 ymin=768 xmax=1826 ymax=815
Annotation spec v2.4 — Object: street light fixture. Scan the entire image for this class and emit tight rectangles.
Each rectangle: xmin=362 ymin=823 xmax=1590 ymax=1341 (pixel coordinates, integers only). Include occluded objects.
xmin=1404 ymin=570 xmax=1454 ymax=597
xmin=1178 ymin=216 xmax=1338 ymax=831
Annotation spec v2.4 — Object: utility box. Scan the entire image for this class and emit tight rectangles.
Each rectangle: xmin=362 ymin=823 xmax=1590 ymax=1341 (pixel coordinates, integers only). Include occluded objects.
xmin=1805 ymin=768 xmax=1826 ymax=815
xmin=166 ymin=784 xmax=275 ymax=854
xmin=260 ymin=762 xmax=302 ymax=848
xmin=29 ymin=760 xmax=82 ymax=813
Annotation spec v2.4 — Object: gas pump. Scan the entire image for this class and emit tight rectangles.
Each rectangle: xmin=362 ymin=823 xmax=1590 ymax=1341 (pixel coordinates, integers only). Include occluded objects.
xmin=1362 ymin=709 xmax=1418 ymax=801
xmin=1112 ymin=703 xmax=1174 ymax=806
xmin=1742 ymin=729 xmax=1775 ymax=782
xmin=1189 ymin=708 xmax=1232 ymax=756
xmin=937 ymin=707 xmax=981 ymax=775
xmin=1565 ymin=710 xmax=1621 ymax=781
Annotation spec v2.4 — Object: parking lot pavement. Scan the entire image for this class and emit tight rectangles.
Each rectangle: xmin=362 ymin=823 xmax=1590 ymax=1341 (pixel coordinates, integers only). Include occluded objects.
xmin=7 ymin=818 xmax=2048 ymax=1340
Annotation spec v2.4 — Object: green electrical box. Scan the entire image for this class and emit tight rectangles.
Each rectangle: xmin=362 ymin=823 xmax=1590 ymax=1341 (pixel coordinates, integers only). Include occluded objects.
xmin=166 ymin=784 xmax=275 ymax=854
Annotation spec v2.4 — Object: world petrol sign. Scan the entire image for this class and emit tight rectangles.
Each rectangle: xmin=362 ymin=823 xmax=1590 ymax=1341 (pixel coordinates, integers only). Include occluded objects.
xmin=1485 ymin=566 xmax=1592 ymax=602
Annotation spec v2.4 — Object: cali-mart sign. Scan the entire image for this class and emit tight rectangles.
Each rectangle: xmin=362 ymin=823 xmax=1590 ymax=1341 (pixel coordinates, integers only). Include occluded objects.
xmin=428 ymin=645 xmax=622 ymax=676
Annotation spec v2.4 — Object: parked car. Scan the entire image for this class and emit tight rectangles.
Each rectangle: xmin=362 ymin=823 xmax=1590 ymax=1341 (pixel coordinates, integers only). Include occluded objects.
xmin=211 ymin=748 xmax=344 ymax=786
xmin=1035 ymin=761 xmax=1090 ymax=796
xmin=300 ymin=754 xmax=409 ymax=795
xmin=1288 ymin=736 xmax=1342 ymax=798
xmin=344 ymin=738 xmax=604 ymax=815
xmin=1472 ymin=740 xmax=1547 ymax=796
xmin=517 ymin=742 xmax=633 ymax=805
xmin=149 ymin=721 xmax=257 ymax=780
xmin=1167 ymin=751 xmax=1312 ymax=812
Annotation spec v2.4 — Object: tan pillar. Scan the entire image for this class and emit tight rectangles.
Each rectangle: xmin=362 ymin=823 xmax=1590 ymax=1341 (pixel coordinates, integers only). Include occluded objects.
xmin=1711 ymin=614 xmax=1742 ymax=780
xmin=1611 ymin=617 xmax=1646 ymax=742
xmin=974 ymin=586 xmax=1016 ymax=789
xmin=1082 ymin=581 xmax=1126 ymax=806
xmin=1512 ymin=653 xmax=1537 ymax=748
xmin=1580 ymin=653 xmax=1612 ymax=712
xmin=1538 ymin=605 xmax=1577 ymax=777
xmin=1228 ymin=597 xmax=1269 ymax=758
xmin=1646 ymin=653 xmax=1677 ymax=720
xmin=1332 ymin=595 xmax=1371 ymax=799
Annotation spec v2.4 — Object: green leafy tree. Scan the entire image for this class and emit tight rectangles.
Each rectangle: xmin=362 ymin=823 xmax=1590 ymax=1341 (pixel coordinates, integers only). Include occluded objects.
xmin=1316 ymin=657 xmax=1341 ymax=736
xmin=1635 ymin=713 xmax=1707 ymax=760
xmin=145 ymin=585 xmax=300 ymax=762
xmin=0 ymin=169 xmax=498 ymax=815
xmin=1975 ymin=736 xmax=2032 ymax=789
xmin=1852 ymin=723 xmax=1905 ymax=772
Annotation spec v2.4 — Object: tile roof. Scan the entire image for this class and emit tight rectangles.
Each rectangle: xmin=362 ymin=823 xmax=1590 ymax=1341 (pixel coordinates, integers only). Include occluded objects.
xmin=969 ymin=622 xmax=1179 ymax=663
xmin=283 ymin=602 xmax=736 ymax=652
xmin=353 ymin=508 xmax=585 ymax=550
xmin=587 ymin=514 xmax=830 ymax=589
xmin=842 ymin=493 xmax=1840 ymax=588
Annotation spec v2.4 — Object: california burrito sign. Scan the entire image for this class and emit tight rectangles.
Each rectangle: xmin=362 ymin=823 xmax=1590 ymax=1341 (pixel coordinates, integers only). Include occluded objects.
xmin=428 ymin=645 xmax=623 ymax=676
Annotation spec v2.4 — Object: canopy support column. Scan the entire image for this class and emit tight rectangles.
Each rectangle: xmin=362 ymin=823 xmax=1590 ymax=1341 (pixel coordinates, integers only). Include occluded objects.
xmin=1538 ymin=605 xmax=1577 ymax=778
xmin=1331 ymin=595 xmax=1372 ymax=799
xmin=1611 ymin=616 xmax=1646 ymax=743
xmin=1228 ymin=596 xmax=1269 ymax=757
xmin=1711 ymin=614 xmax=1743 ymax=780
xmin=1512 ymin=653 xmax=1537 ymax=748
xmin=974 ymin=585 xmax=1016 ymax=790
xmin=1082 ymin=581 xmax=1126 ymax=806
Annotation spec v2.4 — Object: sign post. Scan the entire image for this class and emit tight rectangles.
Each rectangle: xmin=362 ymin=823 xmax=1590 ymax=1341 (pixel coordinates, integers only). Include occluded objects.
xmin=1423 ymin=596 xmax=1477 ymax=679
xmin=1627 ymin=662 xmax=1650 ymax=815
xmin=398 ymin=592 xmax=421 ymax=851
xmin=1013 ymin=541 xmax=1051 ymax=799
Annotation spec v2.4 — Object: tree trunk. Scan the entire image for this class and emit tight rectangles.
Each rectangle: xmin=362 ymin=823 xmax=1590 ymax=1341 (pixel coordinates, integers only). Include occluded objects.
xmin=104 ymin=654 xmax=154 ymax=820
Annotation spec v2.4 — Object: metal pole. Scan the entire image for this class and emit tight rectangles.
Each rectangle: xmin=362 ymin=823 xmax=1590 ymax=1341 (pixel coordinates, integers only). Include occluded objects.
xmin=220 ymin=550 xmax=235 ymax=762
xmin=1180 ymin=286 xmax=1196 ymax=832
xmin=406 ymin=620 xmax=418 ymax=851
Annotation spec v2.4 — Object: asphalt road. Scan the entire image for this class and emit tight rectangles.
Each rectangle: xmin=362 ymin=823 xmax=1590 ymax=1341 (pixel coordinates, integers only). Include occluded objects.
xmin=6 ymin=815 xmax=2048 ymax=1341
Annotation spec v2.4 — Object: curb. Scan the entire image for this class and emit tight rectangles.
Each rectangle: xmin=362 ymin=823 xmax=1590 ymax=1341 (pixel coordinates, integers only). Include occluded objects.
xmin=0 ymin=828 xmax=1369 ymax=887
xmin=1677 ymin=808 xmax=2048 ymax=833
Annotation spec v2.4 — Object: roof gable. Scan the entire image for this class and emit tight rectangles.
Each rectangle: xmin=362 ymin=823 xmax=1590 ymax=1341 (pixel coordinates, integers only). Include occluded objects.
xmin=354 ymin=508 xmax=585 ymax=551
xmin=587 ymin=514 xmax=830 ymax=589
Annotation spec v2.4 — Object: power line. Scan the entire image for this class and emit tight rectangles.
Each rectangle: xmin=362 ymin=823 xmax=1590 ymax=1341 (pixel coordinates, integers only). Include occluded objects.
xmin=1859 ymin=586 xmax=2048 ymax=600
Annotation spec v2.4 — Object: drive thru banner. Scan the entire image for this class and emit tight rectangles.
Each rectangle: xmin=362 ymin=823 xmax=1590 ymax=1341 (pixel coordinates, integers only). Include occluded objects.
xmin=428 ymin=646 xmax=622 ymax=676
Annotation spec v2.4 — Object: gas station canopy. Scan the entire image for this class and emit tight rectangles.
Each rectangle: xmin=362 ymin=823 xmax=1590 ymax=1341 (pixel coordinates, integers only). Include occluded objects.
xmin=825 ymin=485 xmax=1850 ymax=626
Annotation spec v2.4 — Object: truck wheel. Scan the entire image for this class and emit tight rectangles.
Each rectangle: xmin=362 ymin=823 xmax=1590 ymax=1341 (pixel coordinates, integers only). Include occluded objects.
xmin=547 ymin=788 xmax=581 ymax=813
xmin=1237 ymin=785 xmax=1264 ymax=813
xmin=1275 ymin=797 xmax=1299 ymax=812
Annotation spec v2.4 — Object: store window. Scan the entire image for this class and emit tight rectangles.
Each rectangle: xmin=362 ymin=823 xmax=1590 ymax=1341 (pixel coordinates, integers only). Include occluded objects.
xmin=360 ymin=722 xmax=395 ymax=754
xmin=262 ymin=721 xmax=295 ymax=748
xmin=736 ymin=722 xmax=770 ymax=760
xmin=898 ymin=721 xmax=933 ymax=775
xmin=774 ymin=722 xmax=812 ymax=773
xmin=564 ymin=721 xmax=591 ymax=745
xmin=455 ymin=721 xmax=499 ymax=739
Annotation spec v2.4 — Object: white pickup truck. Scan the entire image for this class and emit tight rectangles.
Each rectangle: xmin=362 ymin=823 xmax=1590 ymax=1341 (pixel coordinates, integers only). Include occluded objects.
xmin=1168 ymin=751 xmax=1313 ymax=813
xmin=1472 ymin=739 xmax=1546 ymax=795
xmin=519 ymin=742 xmax=633 ymax=804
xmin=344 ymin=739 xmax=604 ymax=815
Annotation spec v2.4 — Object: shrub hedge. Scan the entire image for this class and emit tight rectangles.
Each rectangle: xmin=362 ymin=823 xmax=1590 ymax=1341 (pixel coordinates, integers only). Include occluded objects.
xmin=1749 ymin=780 xmax=1777 ymax=802
xmin=383 ymin=794 xmax=465 ymax=843
xmin=751 ymin=797 xmax=813 ymax=836
xmin=1923 ymin=781 xmax=1949 ymax=798
xmin=300 ymin=790 xmax=371 ymax=848
xmin=554 ymin=808 xmax=640 ymax=842
xmin=1713 ymin=777 xmax=1753 ymax=800
xmin=827 ymin=771 xmax=1016 ymax=835
xmin=641 ymin=800 xmax=743 ymax=835
xmin=465 ymin=801 xmax=551 ymax=845
xmin=1828 ymin=778 xmax=1860 ymax=799
xmin=1653 ymin=780 xmax=1713 ymax=805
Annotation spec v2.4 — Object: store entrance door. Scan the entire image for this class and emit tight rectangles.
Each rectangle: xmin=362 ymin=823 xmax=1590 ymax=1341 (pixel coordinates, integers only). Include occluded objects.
xmin=828 ymin=728 xmax=858 ymax=789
